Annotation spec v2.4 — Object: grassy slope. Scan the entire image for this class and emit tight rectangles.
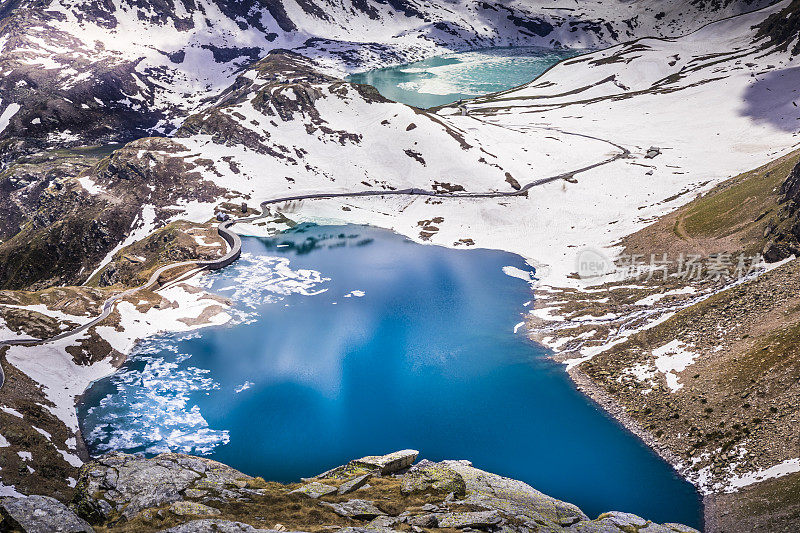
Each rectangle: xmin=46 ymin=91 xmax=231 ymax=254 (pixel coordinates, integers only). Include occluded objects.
xmin=622 ymin=148 xmax=800 ymax=260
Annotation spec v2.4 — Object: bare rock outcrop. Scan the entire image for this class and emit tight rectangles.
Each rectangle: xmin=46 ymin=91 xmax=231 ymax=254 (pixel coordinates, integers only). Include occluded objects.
xmin=72 ymin=452 xmax=256 ymax=524
xmin=763 ymin=160 xmax=800 ymax=261
xmin=62 ymin=450 xmax=699 ymax=533
xmin=0 ymin=495 xmax=94 ymax=533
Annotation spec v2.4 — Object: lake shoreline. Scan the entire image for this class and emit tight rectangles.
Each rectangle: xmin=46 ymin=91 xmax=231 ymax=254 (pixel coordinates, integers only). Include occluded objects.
xmin=76 ymin=227 xmax=701 ymax=526
xmin=558 ymin=325 xmax=738 ymax=533
xmin=526 ymin=291 xmax=712 ymax=529
xmin=525 ymin=295 xmax=706 ymax=528
xmin=565 ymin=364 xmax=706 ymax=524
xmin=566 ymin=366 xmax=691 ymax=479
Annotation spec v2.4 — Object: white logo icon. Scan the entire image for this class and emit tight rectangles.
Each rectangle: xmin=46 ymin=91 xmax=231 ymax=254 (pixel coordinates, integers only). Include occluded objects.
xmin=576 ymin=248 xmax=615 ymax=280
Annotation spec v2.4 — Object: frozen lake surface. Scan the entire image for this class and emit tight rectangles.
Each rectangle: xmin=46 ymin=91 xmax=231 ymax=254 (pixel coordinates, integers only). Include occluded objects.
xmin=347 ymin=47 xmax=584 ymax=108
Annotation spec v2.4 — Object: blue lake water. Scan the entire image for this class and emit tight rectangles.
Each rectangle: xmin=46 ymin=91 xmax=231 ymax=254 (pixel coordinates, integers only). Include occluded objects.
xmin=346 ymin=47 xmax=585 ymax=109
xmin=78 ymin=224 xmax=701 ymax=527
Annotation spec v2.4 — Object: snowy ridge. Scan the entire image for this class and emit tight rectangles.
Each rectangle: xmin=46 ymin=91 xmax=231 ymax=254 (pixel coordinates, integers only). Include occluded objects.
xmin=0 ymin=0 xmax=780 ymax=145
xmin=144 ymin=0 xmax=800 ymax=288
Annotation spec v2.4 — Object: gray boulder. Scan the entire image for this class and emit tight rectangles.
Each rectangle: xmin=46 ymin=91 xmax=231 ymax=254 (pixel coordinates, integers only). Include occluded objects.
xmin=73 ymin=452 xmax=255 ymax=522
xmin=183 ymin=489 xmax=208 ymax=499
xmin=401 ymin=460 xmax=466 ymax=497
xmin=567 ymin=520 xmax=622 ymax=533
xmin=339 ymin=528 xmax=400 ymax=533
xmin=314 ymin=450 xmax=419 ymax=480
xmin=598 ymin=511 xmax=647 ymax=528
xmin=369 ymin=515 xmax=405 ymax=528
xmin=663 ymin=524 xmax=701 ymax=533
xmin=441 ymin=461 xmax=587 ymax=526
xmin=0 ymin=495 xmax=94 ymax=533
xmin=339 ymin=474 xmax=373 ymax=495
xmin=437 ymin=510 xmax=502 ymax=529
xmin=322 ymin=499 xmax=384 ymax=519
xmin=639 ymin=524 xmax=677 ymax=533
xmin=169 ymin=501 xmax=221 ymax=517
xmin=574 ymin=512 xmax=691 ymax=533
xmin=157 ymin=519 xmax=300 ymax=532
xmin=406 ymin=513 xmax=439 ymax=528
xmin=352 ymin=450 xmax=418 ymax=475
xmin=289 ymin=482 xmax=338 ymax=499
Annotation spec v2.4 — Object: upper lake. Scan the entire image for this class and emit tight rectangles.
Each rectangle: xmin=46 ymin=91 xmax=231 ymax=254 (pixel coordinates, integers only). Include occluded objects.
xmin=78 ymin=224 xmax=701 ymax=528
xmin=346 ymin=47 xmax=584 ymax=109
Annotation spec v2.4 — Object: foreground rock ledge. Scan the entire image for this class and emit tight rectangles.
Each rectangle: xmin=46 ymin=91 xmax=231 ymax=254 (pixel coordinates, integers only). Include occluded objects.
xmin=0 ymin=450 xmax=699 ymax=533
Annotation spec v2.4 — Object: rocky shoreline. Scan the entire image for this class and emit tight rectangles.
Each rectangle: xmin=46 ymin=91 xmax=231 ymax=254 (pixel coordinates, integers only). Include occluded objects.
xmin=566 ymin=364 xmax=746 ymax=532
xmin=567 ymin=367 xmax=692 ymax=480
xmin=0 ymin=450 xmax=700 ymax=533
xmin=531 ymin=276 xmax=778 ymax=533
xmin=526 ymin=289 xmax=709 ymax=523
xmin=565 ymin=367 xmax=708 ymax=525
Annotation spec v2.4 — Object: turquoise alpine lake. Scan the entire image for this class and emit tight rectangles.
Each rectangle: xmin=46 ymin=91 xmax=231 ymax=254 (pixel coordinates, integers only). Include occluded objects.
xmin=346 ymin=47 xmax=585 ymax=109
xmin=78 ymin=224 xmax=701 ymax=528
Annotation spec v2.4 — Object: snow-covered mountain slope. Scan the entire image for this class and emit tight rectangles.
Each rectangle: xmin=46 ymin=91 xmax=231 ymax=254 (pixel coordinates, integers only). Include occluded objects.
xmin=0 ymin=48 xmax=619 ymax=290
xmin=437 ymin=0 xmax=800 ymax=280
xmin=0 ymin=0 xmax=797 ymax=290
xmin=118 ymin=0 xmax=799 ymax=287
xmin=0 ymin=0 xmax=778 ymax=153
xmin=170 ymin=51 xmax=613 ymax=198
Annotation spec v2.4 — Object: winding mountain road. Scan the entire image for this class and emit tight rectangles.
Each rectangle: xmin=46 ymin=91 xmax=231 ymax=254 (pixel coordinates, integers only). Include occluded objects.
xmin=0 ymin=128 xmax=629 ymax=390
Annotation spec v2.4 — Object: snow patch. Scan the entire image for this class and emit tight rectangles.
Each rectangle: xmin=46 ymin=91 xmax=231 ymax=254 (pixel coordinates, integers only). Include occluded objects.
xmin=6 ymin=334 xmax=117 ymax=432
xmin=725 ymin=458 xmax=800 ymax=492
xmin=32 ymin=427 xmax=51 ymax=441
xmin=634 ymin=286 xmax=697 ymax=306
xmin=653 ymin=340 xmax=700 ymax=392
xmin=77 ymin=175 xmax=105 ymax=195
xmin=0 ymin=482 xmax=23 ymax=497
xmin=503 ymin=266 xmax=533 ymax=282
xmin=0 ymin=103 xmax=19 ymax=133
xmin=57 ymin=449 xmax=83 ymax=468
xmin=1 ymin=406 xmax=23 ymax=418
